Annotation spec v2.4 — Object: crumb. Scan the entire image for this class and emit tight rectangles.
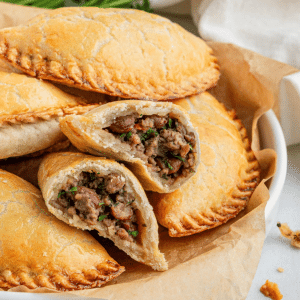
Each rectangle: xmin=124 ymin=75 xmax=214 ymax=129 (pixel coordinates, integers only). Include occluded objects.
xmin=277 ymin=267 xmax=284 ymax=273
xmin=277 ymin=222 xmax=300 ymax=248
xmin=260 ymin=280 xmax=283 ymax=300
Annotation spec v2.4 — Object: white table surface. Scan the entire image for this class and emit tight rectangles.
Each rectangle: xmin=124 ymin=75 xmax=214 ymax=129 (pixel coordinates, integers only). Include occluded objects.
xmin=246 ymin=144 xmax=300 ymax=300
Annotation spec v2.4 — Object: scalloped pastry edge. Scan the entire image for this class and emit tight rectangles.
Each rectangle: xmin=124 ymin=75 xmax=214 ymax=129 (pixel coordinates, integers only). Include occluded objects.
xmin=168 ymin=109 xmax=261 ymax=237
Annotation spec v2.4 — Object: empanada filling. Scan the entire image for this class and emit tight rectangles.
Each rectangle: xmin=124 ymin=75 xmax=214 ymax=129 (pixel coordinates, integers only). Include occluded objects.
xmin=106 ymin=114 xmax=197 ymax=184
xmin=52 ymin=171 xmax=139 ymax=243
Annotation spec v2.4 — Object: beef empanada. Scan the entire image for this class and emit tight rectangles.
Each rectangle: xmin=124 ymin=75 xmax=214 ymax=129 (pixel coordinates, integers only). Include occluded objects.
xmin=59 ymin=100 xmax=200 ymax=193
xmin=0 ymin=71 xmax=100 ymax=159
xmin=38 ymin=152 xmax=168 ymax=271
xmin=0 ymin=169 xmax=124 ymax=290
xmin=147 ymin=92 xmax=260 ymax=237
xmin=0 ymin=7 xmax=219 ymax=101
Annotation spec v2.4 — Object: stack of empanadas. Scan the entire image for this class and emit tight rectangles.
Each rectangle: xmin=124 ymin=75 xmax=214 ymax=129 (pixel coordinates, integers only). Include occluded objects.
xmin=0 ymin=6 xmax=261 ymax=292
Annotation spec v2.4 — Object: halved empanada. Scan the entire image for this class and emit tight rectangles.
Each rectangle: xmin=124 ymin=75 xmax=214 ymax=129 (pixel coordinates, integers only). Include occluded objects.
xmin=0 ymin=70 xmax=101 ymax=159
xmin=0 ymin=169 xmax=124 ymax=290
xmin=0 ymin=7 xmax=219 ymax=101
xmin=147 ymin=92 xmax=260 ymax=237
xmin=59 ymin=100 xmax=200 ymax=193
xmin=38 ymin=152 xmax=168 ymax=271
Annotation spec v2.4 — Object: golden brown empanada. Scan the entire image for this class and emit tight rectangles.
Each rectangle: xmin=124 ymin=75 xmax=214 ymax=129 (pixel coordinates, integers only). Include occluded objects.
xmin=0 ymin=70 xmax=101 ymax=159
xmin=38 ymin=152 xmax=168 ymax=271
xmin=0 ymin=7 xmax=219 ymax=101
xmin=147 ymin=92 xmax=260 ymax=237
xmin=59 ymin=100 xmax=200 ymax=193
xmin=0 ymin=169 xmax=124 ymax=291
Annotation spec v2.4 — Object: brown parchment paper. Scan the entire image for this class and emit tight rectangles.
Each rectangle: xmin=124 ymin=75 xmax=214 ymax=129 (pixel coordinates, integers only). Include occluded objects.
xmin=0 ymin=3 xmax=297 ymax=299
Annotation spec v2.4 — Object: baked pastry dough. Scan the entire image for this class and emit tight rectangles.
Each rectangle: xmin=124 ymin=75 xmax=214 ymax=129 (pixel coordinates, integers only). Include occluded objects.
xmin=147 ymin=92 xmax=260 ymax=237
xmin=38 ymin=152 xmax=168 ymax=271
xmin=0 ymin=169 xmax=124 ymax=291
xmin=59 ymin=100 xmax=200 ymax=193
xmin=0 ymin=7 xmax=219 ymax=101
xmin=0 ymin=70 xmax=100 ymax=159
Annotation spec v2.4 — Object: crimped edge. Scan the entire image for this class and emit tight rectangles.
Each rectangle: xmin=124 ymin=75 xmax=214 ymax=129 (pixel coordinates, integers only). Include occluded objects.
xmin=168 ymin=109 xmax=261 ymax=237
xmin=0 ymin=104 xmax=99 ymax=127
xmin=0 ymin=260 xmax=125 ymax=291
xmin=0 ymin=39 xmax=220 ymax=101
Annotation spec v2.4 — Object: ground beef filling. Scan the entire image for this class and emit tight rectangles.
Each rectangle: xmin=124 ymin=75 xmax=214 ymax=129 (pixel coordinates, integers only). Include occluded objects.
xmin=52 ymin=171 xmax=139 ymax=243
xmin=106 ymin=113 xmax=197 ymax=184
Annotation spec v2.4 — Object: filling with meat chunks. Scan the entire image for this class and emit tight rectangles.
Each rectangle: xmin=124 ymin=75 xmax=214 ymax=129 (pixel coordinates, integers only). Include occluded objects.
xmin=51 ymin=171 xmax=140 ymax=243
xmin=106 ymin=113 xmax=197 ymax=184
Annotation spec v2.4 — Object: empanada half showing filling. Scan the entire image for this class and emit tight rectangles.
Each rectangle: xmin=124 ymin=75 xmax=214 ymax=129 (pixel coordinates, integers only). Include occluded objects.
xmin=0 ymin=170 xmax=125 ymax=291
xmin=38 ymin=152 xmax=168 ymax=271
xmin=59 ymin=100 xmax=200 ymax=193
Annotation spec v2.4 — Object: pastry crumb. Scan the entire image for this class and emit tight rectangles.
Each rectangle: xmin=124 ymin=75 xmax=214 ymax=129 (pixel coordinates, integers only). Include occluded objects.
xmin=277 ymin=267 xmax=284 ymax=273
xmin=260 ymin=280 xmax=283 ymax=300
xmin=277 ymin=222 xmax=300 ymax=248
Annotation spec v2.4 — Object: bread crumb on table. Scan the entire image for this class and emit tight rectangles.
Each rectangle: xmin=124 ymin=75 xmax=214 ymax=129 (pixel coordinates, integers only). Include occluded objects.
xmin=277 ymin=267 xmax=284 ymax=273
xmin=277 ymin=222 xmax=300 ymax=248
xmin=260 ymin=280 xmax=283 ymax=300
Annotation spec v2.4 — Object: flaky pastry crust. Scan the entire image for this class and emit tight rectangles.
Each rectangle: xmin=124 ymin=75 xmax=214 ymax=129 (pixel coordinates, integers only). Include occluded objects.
xmin=0 ymin=71 xmax=100 ymax=159
xmin=59 ymin=100 xmax=200 ymax=193
xmin=147 ymin=92 xmax=260 ymax=237
xmin=0 ymin=170 xmax=124 ymax=291
xmin=0 ymin=7 xmax=220 ymax=101
xmin=38 ymin=152 xmax=168 ymax=271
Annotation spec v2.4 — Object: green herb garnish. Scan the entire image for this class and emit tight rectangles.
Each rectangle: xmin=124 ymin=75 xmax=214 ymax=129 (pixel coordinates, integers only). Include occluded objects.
xmin=168 ymin=118 xmax=172 ymax=128
xmin=69 ymin=186 xmax=77 ymax=195
xmin=89 ymin=172 xmax=96 ymax=181
xmin=165 ymin=160 xmax=173 ymax=170
xmin=126 ymin=131 xmax=132 ymax=139
xmin=128 ymin=230 xmax=139 ymax=237
xmin=120 ymin=133 xmax=126 ymax=138
xmin=189 ymin=144 xmax=193 ymax=150
xmin=140 ymin=128 xmax=157 ymax=141
xmin=126 ymin=199 xmax=135 ymax=206
xmin=162 ymin=126 xmax=166 ymax=130
xmin=171 ymin=153 xmax=185 ymax=162
xmin=99 ymin=202 xmax=105 ymax=206
xmin=98 ymin=183 xmax=104 ymax=190
xmin=140 ymin=114 xmax=143 ymax=117
xmin=162 ymin=174 xmax=168 ymax=180
xmin=98 ymin=215 xmax=107 ymax=222
xmin=58 ymin=191 xmax=66 ymax=198
xmin=113 ymin=202 xmax=120 ymax=207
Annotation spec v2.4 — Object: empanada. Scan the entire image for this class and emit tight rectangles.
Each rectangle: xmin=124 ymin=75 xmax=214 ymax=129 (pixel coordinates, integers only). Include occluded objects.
xmin=59 ymin=100 xmax=200 ymax=193
xmin=147 ymin=92 xmax=260 ymax=237
xmin=38 ymin=152 xmax=168 ymax=271
xmin=0 ymin=70 xmax=100 ymax=159
xmin=0 ymin=7 xmax=219 ymax=101
xmin=0 ymin=169 xmax=124 ymax=290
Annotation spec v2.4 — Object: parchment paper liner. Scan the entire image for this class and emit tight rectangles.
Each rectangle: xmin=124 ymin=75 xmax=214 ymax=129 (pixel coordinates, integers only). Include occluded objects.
xmin=0 ymin=3 xmax=298 ymax=299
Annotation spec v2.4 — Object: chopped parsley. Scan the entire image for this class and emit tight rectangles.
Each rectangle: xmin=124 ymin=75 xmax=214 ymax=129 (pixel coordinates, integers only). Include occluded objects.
xmin=165 ymin=160 xmax=173 ymax=170
xmin=97 ymin=183 xmax=104 ymax=190
xmin=126 ymin=199 xmax=135 ymax=206
xmin=162 ymin=174 xmax=169 ymax=180
xmin=120 ymin=133 xmax=126 ymax=138
xmin=89 ymin=172 xmax=96 ymax=181
xmin=113 ymin=202 xmax=120 ymax=207
xmin=162 ymin=126 xmax=166 ymax=130
xmin=57 ymin=191 xmax=65 ymax=198
xmin=69 ymin=186 xmax=77 ymax=195
xmin=126 ymin=131 xmax=132 ymax=139
xmin=171 ymin=153 xmax=185 ymax=162
xmin=168 ymin=118 xmax=172 ymax=128
xmin=128 ymin=230 xmax=139 ymax=237
xmin=140 ymin=128 xmax=158 ymax=141
xmin=99 ymin=202 xmax=105 ymax=206
xmin=189 ymin=144 xmax=193 ymax=150
xmin=98 ymin=215 xmax=107 ymax=221
xmin=140 ymin=114 xmax=143 ymax=117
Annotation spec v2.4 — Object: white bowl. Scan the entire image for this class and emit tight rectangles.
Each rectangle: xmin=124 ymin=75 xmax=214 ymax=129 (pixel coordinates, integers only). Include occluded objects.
xmin=258 ymin=110 xmax=287 ymax=235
